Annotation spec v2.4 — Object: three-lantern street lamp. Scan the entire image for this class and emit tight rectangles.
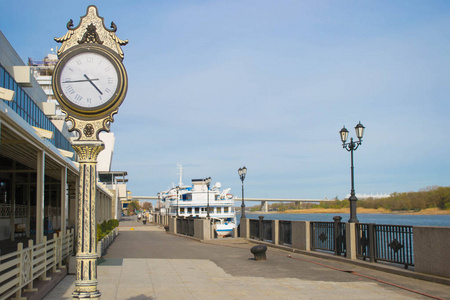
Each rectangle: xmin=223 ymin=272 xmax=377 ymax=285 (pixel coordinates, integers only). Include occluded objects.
xmin=339 ymin=122 xmax=365 ymax=223
xmin=238 ymin=166 xmax=247 ymax=219
xmin=205 ymin=177 xmax=212 ymax=218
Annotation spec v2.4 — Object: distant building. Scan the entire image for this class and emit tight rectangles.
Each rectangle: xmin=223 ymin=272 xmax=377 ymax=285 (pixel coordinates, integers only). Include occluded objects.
xmin=28 ymin=53 xmax=75 ymax=140
xmin=98 ymin=171 xmax=129 ymax=217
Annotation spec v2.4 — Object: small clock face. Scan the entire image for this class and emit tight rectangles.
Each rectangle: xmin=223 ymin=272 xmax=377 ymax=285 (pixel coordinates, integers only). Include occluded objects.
xmin=59 ymin=52 xmax=119 ymax=108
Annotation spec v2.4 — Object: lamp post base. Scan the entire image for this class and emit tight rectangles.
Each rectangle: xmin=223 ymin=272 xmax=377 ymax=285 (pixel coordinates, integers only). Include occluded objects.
xmin=72 ymin=291 xmax=101 ymax=299
xmin=241 ymin=204 xmax=246 ymax=219
xmin=348 ymin=194 xmax=359 ymax=223
xmin=348 ymin=217 xmax=359 ymax=223
xmin=72 ymin=282 xmax=101 ymax=299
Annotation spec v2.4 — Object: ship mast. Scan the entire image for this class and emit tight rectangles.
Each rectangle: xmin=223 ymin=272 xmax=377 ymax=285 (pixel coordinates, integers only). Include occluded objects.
xmin=177 ymin=163 xmax=183 ymax=186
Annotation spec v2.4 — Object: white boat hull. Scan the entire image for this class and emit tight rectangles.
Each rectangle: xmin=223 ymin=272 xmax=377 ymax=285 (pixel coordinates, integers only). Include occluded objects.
xmin=215 ymin=222 xmax=236 ymax=237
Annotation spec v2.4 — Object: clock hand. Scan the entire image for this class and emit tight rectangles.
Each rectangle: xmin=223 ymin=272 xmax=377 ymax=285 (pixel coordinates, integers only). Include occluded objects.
xmin=62 ymin=78 xmax=99 ymax=83
xmin=83 ymin=74 xmax=103 ymax=95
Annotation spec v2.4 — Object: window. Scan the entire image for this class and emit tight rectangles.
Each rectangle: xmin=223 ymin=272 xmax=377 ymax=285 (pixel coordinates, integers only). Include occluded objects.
xmin=0 ymin=65 xmax=74 ymax=155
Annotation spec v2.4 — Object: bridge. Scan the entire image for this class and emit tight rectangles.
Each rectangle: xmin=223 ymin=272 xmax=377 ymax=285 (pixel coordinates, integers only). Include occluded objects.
xmin=131 ymin=196 xmax=333 ymax=213
xmin=242 ymin=198 xmax=332 ymax=212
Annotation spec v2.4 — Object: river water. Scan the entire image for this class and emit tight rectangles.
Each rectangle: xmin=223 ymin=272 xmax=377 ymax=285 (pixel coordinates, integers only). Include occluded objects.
xmin=236 ymin=212 xmax=450 ymax=227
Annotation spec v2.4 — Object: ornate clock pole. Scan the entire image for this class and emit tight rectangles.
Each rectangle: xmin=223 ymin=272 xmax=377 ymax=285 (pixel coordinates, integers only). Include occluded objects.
xmin=52 ymin=6 xmax=128 ymax=299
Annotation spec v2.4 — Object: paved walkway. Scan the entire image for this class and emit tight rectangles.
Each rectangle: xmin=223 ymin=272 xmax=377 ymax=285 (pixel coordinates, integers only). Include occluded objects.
xmin=44 ymin=217 xmax=450 ymax=300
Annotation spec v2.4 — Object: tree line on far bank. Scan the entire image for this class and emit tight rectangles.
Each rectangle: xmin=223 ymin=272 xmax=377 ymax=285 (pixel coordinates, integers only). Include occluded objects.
xmin=253 ymin=186 xmax=450 ymax=212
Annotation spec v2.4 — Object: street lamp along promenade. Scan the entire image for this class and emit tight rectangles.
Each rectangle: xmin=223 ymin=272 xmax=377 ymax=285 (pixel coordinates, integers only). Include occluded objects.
xmin=339 ymin=122 xmax=365 ymax=223
xmin=205 ymin=177 xmax=212 ymax=218
xmin=176 ymin=186 xmax=180 ymax=217
xmin=238 ymin=166 xmax=247 ymax=219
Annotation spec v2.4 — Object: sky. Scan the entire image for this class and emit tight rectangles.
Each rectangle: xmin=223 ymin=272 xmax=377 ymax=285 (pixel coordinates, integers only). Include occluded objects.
xmin=2 ymin=0 xmax=450 ymax=201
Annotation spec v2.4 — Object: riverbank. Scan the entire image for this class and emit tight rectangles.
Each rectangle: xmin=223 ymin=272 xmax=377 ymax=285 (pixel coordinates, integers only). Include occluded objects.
xmin=248 ymin=207 xmax=450 ymax=215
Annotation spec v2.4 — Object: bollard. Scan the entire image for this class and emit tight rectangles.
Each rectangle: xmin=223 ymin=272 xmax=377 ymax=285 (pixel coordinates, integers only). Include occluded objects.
xmin=251 ymin=244 xmax=267 ymax=261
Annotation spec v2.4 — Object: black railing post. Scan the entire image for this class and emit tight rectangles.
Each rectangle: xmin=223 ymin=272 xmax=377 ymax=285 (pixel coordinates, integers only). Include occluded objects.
xmin=333 ymin=216 xmax=342 ymax=255
xmin=310 ymin=222 xmax=315 ymax=251
xmin=368 ymin=223 xmax=375 ymax=262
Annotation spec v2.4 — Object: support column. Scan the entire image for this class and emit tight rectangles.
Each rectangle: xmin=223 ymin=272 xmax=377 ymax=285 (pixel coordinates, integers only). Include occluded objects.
xmin=61 ymin=167 xmax=68 ymax=235
xmin=72 ymin=141 xmax=104 ymax=299
xmin=26 ymin=173 xmax=31 ymax=238
xmin=273 ymin=220 xmax=279 ymax=245
xmin=69 ymin=182 xmax=77 ymax=227
xmin=239 ymin=218 xmax=250 ymax=239
xmin=260 ymin=201 xmax=269 ymax=212
xmin=10 ymin=162 xmax=16 ymax=241
xmin=292 ymin=221 xmax=310 ymax=251
xmin=36 ymin=150 xmax=45 ymax=244
xmin=100 ymin=192 xmax=103 ymax=223
xmin=114 ymin=177 xmax=118 ymax=220
xmin=346 ymin=222 xmax=357 ymax=259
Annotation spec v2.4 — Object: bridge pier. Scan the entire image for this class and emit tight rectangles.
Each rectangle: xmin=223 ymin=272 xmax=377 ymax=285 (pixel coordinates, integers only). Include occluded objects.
xmin=260 ymin=201 xmax=269 ymax=212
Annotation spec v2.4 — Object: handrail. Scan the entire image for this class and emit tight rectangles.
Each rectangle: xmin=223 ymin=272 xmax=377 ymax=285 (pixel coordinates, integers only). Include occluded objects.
xmin=0 ymin=229 xmax=74 ymax=300
xmin=356 ymin=223 xmax=414 ymax=268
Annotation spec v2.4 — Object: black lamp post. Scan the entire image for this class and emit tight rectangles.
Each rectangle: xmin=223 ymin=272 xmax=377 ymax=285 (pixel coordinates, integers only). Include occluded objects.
xmin=339 ymin=122 xmax=365 ymax=223
xmin=205 ymin=177 xmax=211 ymax=218
xmin=238 ymin=166 xmax=247 ymax=219
xmin=176 ymin=186 xmax=179 ymax=217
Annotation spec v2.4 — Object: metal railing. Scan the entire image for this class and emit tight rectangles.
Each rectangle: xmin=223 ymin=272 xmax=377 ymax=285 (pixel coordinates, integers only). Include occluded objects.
xmin=279 ymin=221 xmax=292 ymax=245
xmin=176 ymin=217 xmax=194 ymax=236
xmin=311 ymin=222 xmax=334 ymax=252
xmin=336 ymin=222 xmax=346 ymax=255
xmin=249 ymin=219 xmax=259 ymax=239
xmin=0 ymin=229 xmax=74 ymax=300
xmin=249 ymin=217 xmax=273 ymax=241
xmin=0 ymin=204 xmax=28 ymax=219
xmin=310 ymin=220 xmax=346 ymax=256
xmin=261 ymin=220 xmax=272 ymax=242
xmin=154 ymin=211 xmax=418 ymax=271
xmin=356 ymin=223 xmax=414 ymax=268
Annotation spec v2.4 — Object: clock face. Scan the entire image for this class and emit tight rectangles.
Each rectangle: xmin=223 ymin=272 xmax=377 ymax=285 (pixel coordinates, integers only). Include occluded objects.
xmin=59 ymin=52 xmax=119 ymax=108
xmin=53 ymin=44 xmax=127 ymax=119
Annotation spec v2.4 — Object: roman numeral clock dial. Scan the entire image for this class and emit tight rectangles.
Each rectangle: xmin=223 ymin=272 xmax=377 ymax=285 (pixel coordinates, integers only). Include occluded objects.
xmin=53 ymin=44 xmax=127 ymax=120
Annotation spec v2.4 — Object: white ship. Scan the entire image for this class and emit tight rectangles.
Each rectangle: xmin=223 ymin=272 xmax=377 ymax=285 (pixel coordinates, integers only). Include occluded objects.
xmin=158 ymin=166 xmax=237 ymax=237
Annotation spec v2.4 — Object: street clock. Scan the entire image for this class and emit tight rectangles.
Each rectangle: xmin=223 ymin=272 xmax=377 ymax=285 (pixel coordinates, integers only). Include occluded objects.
xmin=52 ymin=5 xmax=129 ymax=299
